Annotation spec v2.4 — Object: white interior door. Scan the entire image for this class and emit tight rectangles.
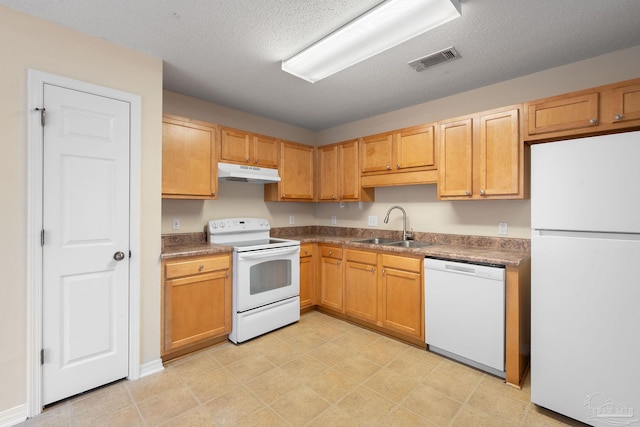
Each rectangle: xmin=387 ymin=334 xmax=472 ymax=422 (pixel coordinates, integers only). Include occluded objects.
xmin=42 ymin=83 xmax=131 ymax=405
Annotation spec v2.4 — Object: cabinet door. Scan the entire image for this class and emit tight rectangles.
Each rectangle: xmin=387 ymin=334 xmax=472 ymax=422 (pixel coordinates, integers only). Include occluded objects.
xmin=299 ymin=244 xmax=315 ymax=310
xmin=344 ymin=251 xmax=377 ymax=323
xmin=438 ymin=118 xmax=473 ymax=198
xmin=361 ymin=133 xmax=393 ymax=173
xmin=318 ymin=144 xmax=339 ymax=201
xmin=253 ymin=134 xmax=279 ymax=168
xmin=525 ymin=92 xmax=599 ymax=138
xmin=220 ymin=127 xmax=251 ymax=164
xmin=279 ymin=141 xmax=315 ymax=200
xmin=164 ymin=269 xmax=231 ymax=352
xmin=319 ymin=247 xmax=343 ymax=312
xmin=395 ymin=125 xmax=435 ymax=170
xmin=338 ymin=140 xmax=360 ymax=200
xmin=380 ymin=266 xmax=423 ymax=340
xmin=611 ymin=83 xmax=640 ymax=124
xmin=478 ymin=108 xmax=521 ymax=197
xmin=162 ymin=117 xmax=217 ymax=199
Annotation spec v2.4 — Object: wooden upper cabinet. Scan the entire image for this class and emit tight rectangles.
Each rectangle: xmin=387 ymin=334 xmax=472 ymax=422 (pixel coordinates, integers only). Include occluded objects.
xmin=478 ymin=108 xmax=521 ymax=197
xmin=438 ymin=105 xmax=527 ymax=200
xmin=162 ymin=115 xmax=217 ymax=200
xmin=525 ymin=92 xmax=599 ymax=138
xmin=360 ymin=124 xmax=437 ymax=187
xmin=318 ymin=140 xmax=374 ymax=202
xmin=610 ymin=82 xmax=640 ymax=124
xmin=219 ymin=126 xmax=278 ymax=168
xmin=264 ymin=140 xmax=315 ymax=201
xmin=438 ymin=118 xmax=473 ymax=198
xmin=360 ymin=133 xmax=394 ymax=173
xmin=525 ymin=77 xmax=640 ymax=142
xmin=395 ymin=124 xmax=436 ymax=170
xmin=318 ymin=144 xmax=339 ymax=201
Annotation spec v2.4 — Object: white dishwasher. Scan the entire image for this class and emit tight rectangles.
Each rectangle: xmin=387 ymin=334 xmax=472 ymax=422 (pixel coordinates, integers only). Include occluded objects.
xmin=424 ymin=258 xmax=505 ymax=378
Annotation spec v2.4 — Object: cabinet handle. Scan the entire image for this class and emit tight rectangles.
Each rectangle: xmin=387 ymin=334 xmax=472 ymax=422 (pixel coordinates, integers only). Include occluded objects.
xmin=281 ymin=194 xmax=286 ymax=198
xmin=255 ymin=159 xmax=259 ymax=164
xmin=245 ymin=157 xmax=249 ymax=162
xmin=329 ymin=250 xmax=332 ymax=255
xmin=386 ymin=165 xmax=391 ymax=170
xmin=226 ymin=271 xmax=229 ymax=278
xmin=371 ymin=267 xmax=376 ymax=272
xmin=465 ymin=190 xmax=471 ymax=196
xmin=211 ymin=191 xmax=216 ymax=197
xmin=332 ymin=195 xmax=336 ymax=199
xmin=589 ymin=118 xmax=598 ymax=125
xmin=198 ymin=264 xmax=204 ymax=271
xmin=396 ymin=163 xmax=400 ymax=169
xmin=615 ymin=114 xmax=623 ymax=120
xmin=480 ymin=189 xmax=486 ymax=196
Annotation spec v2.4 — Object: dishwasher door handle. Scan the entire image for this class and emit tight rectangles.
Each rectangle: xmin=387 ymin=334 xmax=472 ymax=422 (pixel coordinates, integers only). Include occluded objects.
xmin=444 ymin=264 xmax=477 ymax=275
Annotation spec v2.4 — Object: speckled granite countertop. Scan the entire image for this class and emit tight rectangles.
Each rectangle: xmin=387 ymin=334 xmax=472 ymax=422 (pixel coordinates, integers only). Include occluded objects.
xmin=162 ymin=226 xmax=530 ymax=267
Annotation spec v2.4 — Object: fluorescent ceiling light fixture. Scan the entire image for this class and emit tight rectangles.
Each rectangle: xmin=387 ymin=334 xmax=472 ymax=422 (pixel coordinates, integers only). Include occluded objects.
xmin=281 ymin=0 xmax=461 ymax=83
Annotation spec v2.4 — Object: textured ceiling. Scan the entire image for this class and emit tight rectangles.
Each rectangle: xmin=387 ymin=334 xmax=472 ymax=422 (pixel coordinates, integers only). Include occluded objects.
xmin=3 ymin=0 xmax=640 ymax=130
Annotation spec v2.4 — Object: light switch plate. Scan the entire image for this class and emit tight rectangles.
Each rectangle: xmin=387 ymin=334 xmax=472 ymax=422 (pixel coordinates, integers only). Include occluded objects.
xmin=289 ymin=215 xmax=295 ymax=225
xmin=368 ymin=215 xmax=378 ymax=226
xmin=331 ymin=215 xmax=337 ymax=225
xmin=172 ymin=218 xmax=180 ymax=230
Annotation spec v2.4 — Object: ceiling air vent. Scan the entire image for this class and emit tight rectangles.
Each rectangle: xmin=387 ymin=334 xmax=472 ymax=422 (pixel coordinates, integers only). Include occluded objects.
xmin=408 ymin=47 xmax=461 ymax=72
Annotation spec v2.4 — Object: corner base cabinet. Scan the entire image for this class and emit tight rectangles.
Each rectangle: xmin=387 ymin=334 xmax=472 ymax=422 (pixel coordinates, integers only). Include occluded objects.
xmin=162 ymin=253 xmax=232 ymax=361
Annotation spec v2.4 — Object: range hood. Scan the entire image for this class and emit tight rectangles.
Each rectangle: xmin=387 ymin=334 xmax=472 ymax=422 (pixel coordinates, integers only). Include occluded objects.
xmin=217 ymin=162 xmax=281 ymax=184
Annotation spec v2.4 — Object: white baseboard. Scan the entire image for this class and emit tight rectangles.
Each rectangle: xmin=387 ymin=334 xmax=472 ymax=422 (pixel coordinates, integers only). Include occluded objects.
xmin=0 ymin=404 xmax=27 ymax=427
xmin=138 ymin=359 xmax=164 ymax=378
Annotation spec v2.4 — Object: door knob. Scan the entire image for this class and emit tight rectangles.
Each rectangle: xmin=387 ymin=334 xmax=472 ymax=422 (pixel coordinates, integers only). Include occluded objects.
xmin=113 ymin=251 xmax=125 ymax=261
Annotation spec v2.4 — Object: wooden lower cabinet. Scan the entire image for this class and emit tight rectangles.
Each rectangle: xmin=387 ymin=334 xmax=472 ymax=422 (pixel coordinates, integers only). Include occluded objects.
xmin=299 ymin=243 xmax=315 ymax=310
xmin=379 ymin=254 xmax=424 ymax=340
xmin=162 ymin=253 xmax=232 ymax=361
xmin=318 ymin=245 xmax=344 ymax=312
xmin=344 ymin=249 xmax=378 ymax=323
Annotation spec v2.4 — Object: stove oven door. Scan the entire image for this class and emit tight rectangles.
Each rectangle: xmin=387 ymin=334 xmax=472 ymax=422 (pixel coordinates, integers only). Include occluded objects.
xmin=234 ymin=245 xmax=300 ymax=312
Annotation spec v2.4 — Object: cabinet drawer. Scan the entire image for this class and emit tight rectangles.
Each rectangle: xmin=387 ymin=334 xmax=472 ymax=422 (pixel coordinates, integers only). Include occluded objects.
xmin=165 ymin=254 xmax=231 ymax=279
xmin=346 ymin=249 xmax=377 ymax=265
xmin=320 ymin=246 xmax=342 ymax=259
xmin=381 ymin=254 xmax=421 ymax=273
xmin=300 ymin=243 xmax=314 ymax=257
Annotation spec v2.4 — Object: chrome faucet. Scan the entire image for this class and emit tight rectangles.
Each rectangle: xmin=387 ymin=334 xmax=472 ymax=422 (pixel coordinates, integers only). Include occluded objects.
xmin=383 ymin=205 xmax=413 ymax=240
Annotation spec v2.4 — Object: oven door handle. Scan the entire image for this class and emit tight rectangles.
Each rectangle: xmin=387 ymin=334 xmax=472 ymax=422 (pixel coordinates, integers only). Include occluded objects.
xmin=237 ymin=246 xmax=300 ymax=260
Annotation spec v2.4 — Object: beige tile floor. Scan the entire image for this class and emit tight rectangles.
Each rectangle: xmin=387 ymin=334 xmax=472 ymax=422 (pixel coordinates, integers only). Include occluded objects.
xmin=21 ymin=311 xmax=585 ymax=426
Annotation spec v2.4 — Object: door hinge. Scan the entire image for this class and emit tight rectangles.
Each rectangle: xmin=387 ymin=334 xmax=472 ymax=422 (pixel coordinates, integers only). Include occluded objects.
xmin=41 ymin=229 xmax=45 ymax=246
xmin=40 ymin=349 xmax=44 ymax=365
xmin=35 ymin=107 xmax=46 ymax=126
xmin=129 ymin=250 xmax=132 ymax=259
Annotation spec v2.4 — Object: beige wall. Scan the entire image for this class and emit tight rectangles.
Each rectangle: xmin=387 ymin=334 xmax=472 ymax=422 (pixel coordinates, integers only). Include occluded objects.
xmin=0 ymin=6 xmax=163 ymax=415
xmin=163 ymin=45 xmax=640 ymax=239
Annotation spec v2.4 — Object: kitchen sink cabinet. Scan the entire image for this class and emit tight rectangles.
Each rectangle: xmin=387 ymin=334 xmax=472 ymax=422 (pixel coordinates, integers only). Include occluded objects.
xmin=162 ymin=253 xmax=232 ymax=361
xmin=360 ymin=124 xmax=437 ymax=187
xmin=219 ymin=126 xmax=278 ymax=168
xmin=318 ymin=245 xmax=344 ymax=312
xmin=379 ymin=254 xmax=423 ymax=340
xmin=299 ymin=243 xmax=315 ymax=311
xmin=438 ymin=105 xmax=527 ymax=200
xmin=344 ymin=249 xmax=378 ymax=323
xmin=264 ymin=140 xmax=315 ymax=201
xmin=525 ymin=77 xmax=640 ymax=142
xmin=318 ymin=139 xmax=374 ymax=202
xmin=162 ymin=115 xmax=218 ymax=199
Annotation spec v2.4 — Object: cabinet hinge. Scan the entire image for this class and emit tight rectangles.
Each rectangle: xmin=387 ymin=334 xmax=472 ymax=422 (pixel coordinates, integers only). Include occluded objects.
xmin=35 ymin=107 xmax=46 ymax=126
xmin=40 ymin=349 xmax=44 ymax=365
xmin=41 ymin=230 xmax=45 ymax=246
xmin=129 ymin=250 xmax=132 ymax=259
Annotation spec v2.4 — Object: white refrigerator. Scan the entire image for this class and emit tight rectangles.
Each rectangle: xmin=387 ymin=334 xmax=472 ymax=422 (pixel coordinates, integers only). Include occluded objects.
xmin=531 ymin=131 xmax=640 ymax=426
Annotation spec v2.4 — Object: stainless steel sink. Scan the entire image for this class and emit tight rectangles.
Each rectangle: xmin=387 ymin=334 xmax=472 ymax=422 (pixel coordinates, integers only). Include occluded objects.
xmin=353 ymin=237 xmax=400 ymax=245
xmin=386 ymin=240 xmax=433 ymax=248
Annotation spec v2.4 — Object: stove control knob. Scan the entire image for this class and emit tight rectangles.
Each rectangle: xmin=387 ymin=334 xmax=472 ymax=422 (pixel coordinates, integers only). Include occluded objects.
xmin=211 ymin=223 xmax=217 ymax=229
xmin=219 ymin=222 xmax=225 ymax=228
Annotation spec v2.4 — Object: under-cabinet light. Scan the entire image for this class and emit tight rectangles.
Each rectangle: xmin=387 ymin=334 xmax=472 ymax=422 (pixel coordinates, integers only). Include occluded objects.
xmin=281 ymin=0 xmax=461 ymax=83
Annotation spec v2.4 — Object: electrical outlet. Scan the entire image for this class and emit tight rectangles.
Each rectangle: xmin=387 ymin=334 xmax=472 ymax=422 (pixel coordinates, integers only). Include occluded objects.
xmin=289 ymin=215 xmax=295 ymax=225
xmin=358 ymin=201 xmax=363 ymax=209
xmin=172 ymin=218 xmax=180 ymax=230
xmin=368 ymin=215 xmax=378 ymax=226
xmin=339 ymin=201 xmax=345 ymax=208
xmin=498 ymin=222 xmax=508 ymax=235
xmin=331 ymin=215 xmax=337 ymax=225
